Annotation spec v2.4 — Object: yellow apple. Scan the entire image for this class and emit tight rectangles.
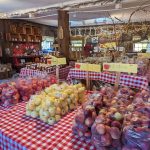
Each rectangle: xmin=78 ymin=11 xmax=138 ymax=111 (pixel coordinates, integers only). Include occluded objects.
xmin=55 ymin=115 xmax=61 ymax=122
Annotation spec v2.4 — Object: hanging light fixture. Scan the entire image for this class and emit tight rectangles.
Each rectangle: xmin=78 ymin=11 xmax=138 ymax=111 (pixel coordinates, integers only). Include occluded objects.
xmin=115 ymin=0 xmax=123 ymax=9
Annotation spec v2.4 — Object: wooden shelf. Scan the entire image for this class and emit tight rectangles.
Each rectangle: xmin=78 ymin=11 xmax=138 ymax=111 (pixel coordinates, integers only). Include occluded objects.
xmin=11 ymin=55 xmax=43 ymax=58
xmin=6 ymin=23 xmax=42 ymax=43
xmin=8 ymin=40 xmax=41 ymax=43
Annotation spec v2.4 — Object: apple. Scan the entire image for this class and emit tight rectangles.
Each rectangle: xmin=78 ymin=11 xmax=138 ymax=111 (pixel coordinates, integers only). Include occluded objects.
xmin=85 ymin=117 xmax=94 ymax=127
xmin=48 ymin=117 xmax=56 ymax=125
xmin=55 ymin=115 xmax=61 ymax=122
xmin=96 ymin=124 xmax=106 ymax=135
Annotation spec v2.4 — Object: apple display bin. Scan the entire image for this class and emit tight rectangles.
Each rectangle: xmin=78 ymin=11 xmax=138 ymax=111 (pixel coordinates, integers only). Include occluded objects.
xmin=0 ymin=102 xmax=95 ymax=150
xmin=20 ymin=66 xmax=72 ymax=80
xmin=67 ymin=69 xmax=149 ymax=91
xmin=122 ymin=104 xmax=150 ymax=150
xmin=0 ymin=75 xmax=56 ymax=108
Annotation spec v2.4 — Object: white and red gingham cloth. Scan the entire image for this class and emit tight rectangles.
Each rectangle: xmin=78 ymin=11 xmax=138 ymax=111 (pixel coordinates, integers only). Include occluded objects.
xmin=19 ymin=66 xmax=72 ymax=79
xmin=0 ymin=102 xmax=95 ymax=150
xmin=67 ymin=69 xmax=149 ymax=90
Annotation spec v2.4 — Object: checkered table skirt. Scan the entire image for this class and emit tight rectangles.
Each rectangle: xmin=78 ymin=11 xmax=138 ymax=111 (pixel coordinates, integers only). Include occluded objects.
xmin=67 ymin=69 xmax=149 ymax=90
xmin=0 ymin=102 xmax=95 ymax=150
xmin=19 ymin=66 xmax=72 ymax=79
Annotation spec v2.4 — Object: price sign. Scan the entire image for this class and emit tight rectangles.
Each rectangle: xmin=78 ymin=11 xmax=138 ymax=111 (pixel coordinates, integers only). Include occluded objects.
xmin=75 ymin=63 xmax=101 ymax=72
xmin=103 ymin=63 xmax=138 ymax=73
xmin=88 ymin=64 xmax=101 ymax=72
xmin=75 ymin=63 xmax=102 ymax=90
xmin=47 ymin=56 xmax=66 ymax=83
xmin=57 ymin=58 xmax=66 ymax=65
xmin=75 ymin=63 xmax=88 ymax=71
xmin=49 ymin=57 xmax=66 ymax=65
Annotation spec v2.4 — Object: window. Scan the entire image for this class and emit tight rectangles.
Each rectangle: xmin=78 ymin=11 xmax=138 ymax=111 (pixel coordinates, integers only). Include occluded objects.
xmin=42 ymin=36 xmax=54 ymax=53
xmin=134 ymin=43 xmax=148 ymax=52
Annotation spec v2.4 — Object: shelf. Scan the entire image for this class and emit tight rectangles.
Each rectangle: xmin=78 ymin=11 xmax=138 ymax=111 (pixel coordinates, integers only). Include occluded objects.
xmin=100 ymin=39 xmax=132 ymax=44
xmin=11 ymin=55 xmax=43 ymax=58
xmin=15 ymin=64 xmax=26 ymax=67
xmin=8 ymin=40 xmax=41 ymax=43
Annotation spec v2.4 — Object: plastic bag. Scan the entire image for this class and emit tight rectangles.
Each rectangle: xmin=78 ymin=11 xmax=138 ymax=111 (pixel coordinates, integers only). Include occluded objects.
xmin=91 ymin=112 xmax=122 ymax=150
xmin=123 ymin=109 xmax=150 ymax=150
xmin=73 ymin=92 xmax=104 ymax=140
xmin=1 ymin=85 xmax=20 ymax=107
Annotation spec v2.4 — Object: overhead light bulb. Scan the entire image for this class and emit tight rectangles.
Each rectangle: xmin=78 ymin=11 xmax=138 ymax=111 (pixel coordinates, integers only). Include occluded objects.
xmin=29 ymin=13 xmax=34 ymax=18
xmin=115 ymin=3 xmax=122 ymax=9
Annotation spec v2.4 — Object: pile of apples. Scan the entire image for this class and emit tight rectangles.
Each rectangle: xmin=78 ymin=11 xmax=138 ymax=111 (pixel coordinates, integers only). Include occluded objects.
xmin=16 ymin=75 xmax=56 ymax=101
xmin=122 ymin=105 xmax=150 ymax=150
xmin=0 ymin=75 xmax=56 ymax=107
xmin=26 ymin=83 xmax=86 ymax=125
xmin=133 ymin=89 xmax=150 ymax=104
xmin=0 ymin=83 xmax=7 ymax=101
xmin=0 ymin=82 xmax=20 ymax=107
xmin=72 ymin=93 xmax=103 ymax=140
xmin=72 ymin=85 xmax=150 ymax=150
xmin=91 ymin=107 xmax=123 ymax=150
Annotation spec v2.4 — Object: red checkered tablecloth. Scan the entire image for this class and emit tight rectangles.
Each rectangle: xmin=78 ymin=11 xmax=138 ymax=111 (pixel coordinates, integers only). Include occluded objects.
xmin=19 ymin=66 xmax=72 ymax=79
xmin=67 ymin=69 xmax=149 ymax=90
xmin=0 ymin=102 xmax=95 ymax=150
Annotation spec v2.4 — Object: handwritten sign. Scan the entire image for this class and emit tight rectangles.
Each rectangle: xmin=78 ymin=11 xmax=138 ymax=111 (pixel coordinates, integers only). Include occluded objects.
xmin=48 ymin=57 xmax=66 ymax=65
xmin=103 ymin=63 xmax=138 ymax=73
xmin=138 ymin=53 xmax=150 ymax=58
xmin=75 ymin=63 xmax=101 ymax=72
xmin=57 ymin=58 xmax=66 ymax=65
xmin=75 ymin=63 xmax=88 ymax=71
xmin=88 ymin=64 xmax=101 ymax=72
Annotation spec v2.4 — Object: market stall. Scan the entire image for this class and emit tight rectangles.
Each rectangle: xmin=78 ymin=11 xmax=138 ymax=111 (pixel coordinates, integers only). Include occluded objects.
xmin=0 ymin=102 xmax=95 ymax=150
xmin=67 ymin=69 xmax=149 ymax=90
xmin=0 ymin=0 xmax=150 ymax=150
xmin=20 ymin=66 xmax=72 ymax=79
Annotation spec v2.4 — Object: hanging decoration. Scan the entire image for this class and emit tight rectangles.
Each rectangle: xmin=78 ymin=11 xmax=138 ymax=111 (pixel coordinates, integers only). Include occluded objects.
xmin=0 ymin=0 xmax=150 ymax=19
xmin=58 ymin=26 xmax=64 ymax=40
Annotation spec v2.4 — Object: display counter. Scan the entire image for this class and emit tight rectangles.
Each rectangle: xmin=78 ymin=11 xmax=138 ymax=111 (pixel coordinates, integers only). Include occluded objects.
xmin=0 ymin=102 xmax=95 ymax=150
xmin=67 ymin=69 xmax=149 ymax=90
xmin=20 ymin=66 xmax=72 ymax=79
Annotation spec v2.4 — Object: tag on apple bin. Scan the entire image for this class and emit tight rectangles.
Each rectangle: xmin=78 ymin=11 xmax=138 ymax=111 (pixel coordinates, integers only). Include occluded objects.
xmin=103 ymin=63 xmax=138 ymax=90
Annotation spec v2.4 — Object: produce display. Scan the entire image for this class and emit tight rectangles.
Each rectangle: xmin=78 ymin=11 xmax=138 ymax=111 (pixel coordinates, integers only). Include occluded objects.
xmin=78 ymin=57 xmax=112 ymax=64
xmin=0 ymin=82 xmax=20 ymax=107
xmin=26 ymin=83 xmax=86 ymax=125
xmin=91 ymin=108 xmax=123 ymax=150
xmin=72 ymin=85 xmax=150 ymax=150
xmin=72 ymin=93 xmax=102 ymax=140
xmin=26 ymin=63 xmax=64 ymax=72
xmin=0 ymin=75 xmax=56 ymax=107
xmin=122 ymin=103 xmax=150 ymax=150
xmin=78 ymin=54 xmax=150 ymax=78
xmin=16 ymin=76 xmax=56 ymax=101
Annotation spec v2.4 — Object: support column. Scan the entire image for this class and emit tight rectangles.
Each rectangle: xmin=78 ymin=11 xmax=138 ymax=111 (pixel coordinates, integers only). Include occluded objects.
xmin=58 ymin=9 xmax=70 ymax=59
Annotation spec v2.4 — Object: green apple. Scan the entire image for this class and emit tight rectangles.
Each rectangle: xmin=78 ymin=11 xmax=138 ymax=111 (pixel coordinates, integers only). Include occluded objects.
xmin=49 ymin=107 xmax=56 ymax=116
xmin=47 ymin=117 xmax=56 ymax=125
xmin=31 ymin=111 xmax=39 ymax=118
xmin=114 ymin=112 xmax=123 ymax=121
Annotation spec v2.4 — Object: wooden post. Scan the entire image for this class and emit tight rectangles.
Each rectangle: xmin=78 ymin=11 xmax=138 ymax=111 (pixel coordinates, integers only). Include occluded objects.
xmin=56 ymin=65 xmax=59 ymax=84
xmin=114 ymin=72 xmax=121 ymax=91
xmin=58 ymin=10 xmax=70 ymax=60
xmin=86 ymin=71 xmax=90 ymax=90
